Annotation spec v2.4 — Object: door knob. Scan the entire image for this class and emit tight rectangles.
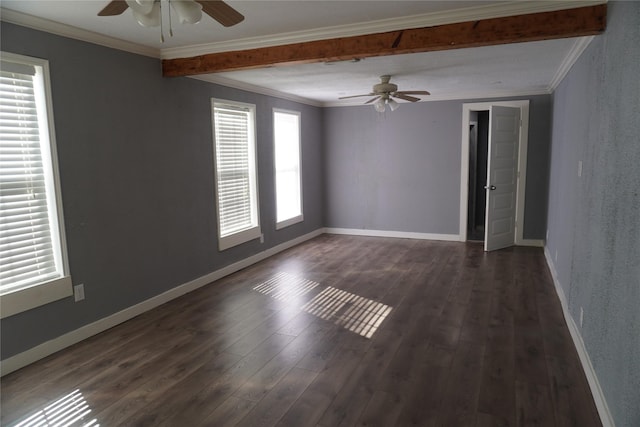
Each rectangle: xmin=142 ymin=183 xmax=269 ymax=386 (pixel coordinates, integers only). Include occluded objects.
xmin=484 ymin=185 xmax=496 ymax=190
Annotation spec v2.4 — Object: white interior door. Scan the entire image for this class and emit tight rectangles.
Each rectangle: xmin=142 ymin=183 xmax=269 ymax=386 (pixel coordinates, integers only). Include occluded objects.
xmin=484 ymin=106 xmax=521 ymax=251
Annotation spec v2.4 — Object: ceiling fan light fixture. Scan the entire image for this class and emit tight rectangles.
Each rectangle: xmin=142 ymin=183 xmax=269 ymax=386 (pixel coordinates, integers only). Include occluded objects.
xmin=388 ymin=98 xmax=399 ymax=111
xmin=374 ymin=98 xmax=386 ymax=112
xmin=171 ymin=0 xmax=203 ymax=24
xmin=98 ymin=0 xmax=244 ymax=40
xmin=128 ymin=0 xmax=161 ymax=27
xmin=130 ymin=0 xmax=155 ymax=15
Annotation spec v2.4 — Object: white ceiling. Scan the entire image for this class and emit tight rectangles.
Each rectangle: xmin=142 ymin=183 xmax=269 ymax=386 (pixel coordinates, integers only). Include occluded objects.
xmin=1 ymin=1 xmax=601 ymax=106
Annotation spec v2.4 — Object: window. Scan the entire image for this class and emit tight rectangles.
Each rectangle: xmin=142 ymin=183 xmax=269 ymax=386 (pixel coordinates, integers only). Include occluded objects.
xmin=212 ymin=99 xmax=261 ymax=250
xmin=0 ymin=52 xmax=71 ymax=318
xmin=273 ymin=109 xmax=303 ymax=229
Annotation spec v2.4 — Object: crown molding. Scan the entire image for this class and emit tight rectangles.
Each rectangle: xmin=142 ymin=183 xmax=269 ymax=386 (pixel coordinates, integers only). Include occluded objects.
xmin=548 ymin=36 xmax=595 ymax=91
xmin=1 ymin=1 xmax=604 ymax=65
xmin=189 ymin=75 xmax=323 ymax=107
xmin=160 ymin=0 xmax=606 ymax=59
xmin=0 ymin=8 xmax=159 ymax=59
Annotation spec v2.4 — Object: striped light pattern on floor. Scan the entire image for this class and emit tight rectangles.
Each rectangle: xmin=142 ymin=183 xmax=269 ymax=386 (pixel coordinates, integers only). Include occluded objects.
xmin=13 ymin=389 xmax=99 ymax=427
xmin=253 ymin=273 xmax=392 ymax=338
xmin=302 ymin=286 xmax=392 ymax=339
xmin=252 ymin=271 xmax=320 ymax=301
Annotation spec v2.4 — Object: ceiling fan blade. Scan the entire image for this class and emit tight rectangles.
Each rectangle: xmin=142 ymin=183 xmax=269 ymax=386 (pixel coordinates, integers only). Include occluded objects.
xmin=338 ymin=93 xmax=375 ymax=100
xmin=395 ymin=90 xmax=431 ymax=96
xmin=393 ymin=93 xmax=420 ymax=102
xmin=98 ymin=0 xmax=129 ymax=16
xmin=365 ymin=96 xmax=381 ymax=104
xmin=197 ymin=1 xmax=245 ymax=27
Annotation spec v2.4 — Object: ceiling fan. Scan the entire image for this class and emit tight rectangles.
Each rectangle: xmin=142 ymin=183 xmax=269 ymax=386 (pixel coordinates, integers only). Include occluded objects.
xmin=98 ymin=1 xmax=244 ymax=35
xmin=339 ymin=75 xmax=430 ymax=112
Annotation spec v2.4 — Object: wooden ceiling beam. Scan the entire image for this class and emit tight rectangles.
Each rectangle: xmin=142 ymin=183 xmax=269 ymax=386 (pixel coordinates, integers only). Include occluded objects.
xmin=162 ymin=4 xmax=606 ymax=77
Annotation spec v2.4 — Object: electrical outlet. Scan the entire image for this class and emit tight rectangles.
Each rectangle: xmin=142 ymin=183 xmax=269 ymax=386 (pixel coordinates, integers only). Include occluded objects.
xmin=580 ymin=307 xmax=584 ymax=328
xmin=546 ymin=229 xmax=549 ymax=240
xmin=74 ymin=284 xmax=85 ymax=302
xmin=555 ymin=249 xmax=558 ymax=262
xmin=578 ymin=160 xmax=583 ymax=177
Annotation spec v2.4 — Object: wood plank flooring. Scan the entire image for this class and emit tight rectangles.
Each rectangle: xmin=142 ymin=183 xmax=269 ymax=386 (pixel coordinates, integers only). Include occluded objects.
xmin=1 ymin=235 xmax=601 ymax=427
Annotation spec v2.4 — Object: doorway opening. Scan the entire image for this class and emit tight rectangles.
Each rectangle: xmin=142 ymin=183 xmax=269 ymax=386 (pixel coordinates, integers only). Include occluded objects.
xmin=467 ymin=111 xmax=489 ymax=242
xmin=459 ymin=100 xmax=530 ymax=251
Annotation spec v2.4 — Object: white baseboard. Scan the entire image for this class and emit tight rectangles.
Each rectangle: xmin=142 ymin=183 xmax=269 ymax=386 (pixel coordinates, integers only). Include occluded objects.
xmin=324 ymin=227 xmax=460 ymax=242
xmin=0 ymin=229 xmax=324 ymax=376
xmin=324 ymin=228 xmax=543 ymax=247
xmin=543 ymin=247 xmax=615 ymax=427
xmin=519 ymin=238 xmax=545 ymax=247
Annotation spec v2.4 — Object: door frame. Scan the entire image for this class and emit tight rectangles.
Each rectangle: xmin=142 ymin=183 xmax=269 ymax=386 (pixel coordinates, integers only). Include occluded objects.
xmin=459 ymin=100 xmax=530 ymax=245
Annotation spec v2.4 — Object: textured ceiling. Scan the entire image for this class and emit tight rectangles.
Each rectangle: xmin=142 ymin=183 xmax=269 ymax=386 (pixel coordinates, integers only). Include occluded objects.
xmin=206 ymin=38 xmax=579 ymax=105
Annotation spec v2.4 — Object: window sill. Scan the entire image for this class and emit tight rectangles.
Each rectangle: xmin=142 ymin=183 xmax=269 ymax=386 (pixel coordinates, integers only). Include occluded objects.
xmin=0 ymin=276 xmax=73 ymax=319
xmin=219 ymin=226 xmax=262 ymax=251
xmin=276 ymin=214 xmax=304 ymax=230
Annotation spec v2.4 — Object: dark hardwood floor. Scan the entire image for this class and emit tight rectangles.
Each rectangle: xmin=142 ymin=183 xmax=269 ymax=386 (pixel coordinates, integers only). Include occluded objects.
xmin=1 ymin=235 xmax=601 ymax=427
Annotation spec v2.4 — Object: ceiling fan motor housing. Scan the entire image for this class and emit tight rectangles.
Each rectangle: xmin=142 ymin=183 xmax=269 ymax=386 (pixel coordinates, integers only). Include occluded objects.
xmin=373 ymin=75 xmax=397 ymax=94
xmin=373 ymin=82 xmax=398 ymax=94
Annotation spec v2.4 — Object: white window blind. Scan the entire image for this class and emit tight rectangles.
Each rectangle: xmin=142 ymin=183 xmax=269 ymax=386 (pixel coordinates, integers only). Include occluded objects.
xmin=212 ymin=100 xmax=260 ymax=250
xmin=273 ymin=109 xmax=303 ymax=229
xmin=0 ymin=53 xmax=71 ymax=316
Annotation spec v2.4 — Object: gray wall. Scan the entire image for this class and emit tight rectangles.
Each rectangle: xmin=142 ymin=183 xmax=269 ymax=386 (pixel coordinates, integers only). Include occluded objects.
xmin=0 ymin=23 xmax=324 ymax=359
xmin=545 ymin=2 xmax=640 ymax=426
xmin=324 ymin=95 xmax=552 ymax=238
xmin=0 ymin=17 xmax=557 ymax=364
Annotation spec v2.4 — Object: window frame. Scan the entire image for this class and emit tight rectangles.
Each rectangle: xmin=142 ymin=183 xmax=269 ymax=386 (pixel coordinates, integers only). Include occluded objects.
xmin=0 ymin=52 xmax=72 ymax=319
xmin=211 ymin=98 xmax=261 ymax=251
xmin=273 ymin=108 xmax=303 ymax=230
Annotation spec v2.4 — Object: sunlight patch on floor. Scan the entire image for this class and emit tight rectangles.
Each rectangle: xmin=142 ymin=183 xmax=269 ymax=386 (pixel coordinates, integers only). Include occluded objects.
xmin=302 ymin=286 xmax=392 ymax=338
xmin=13 ymin=389 xmax=99 ymax=427
xmin=252 ymin=271 xmax=319 ymax=301
xmin=253 ymin=273 xmax=392 ymax=339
